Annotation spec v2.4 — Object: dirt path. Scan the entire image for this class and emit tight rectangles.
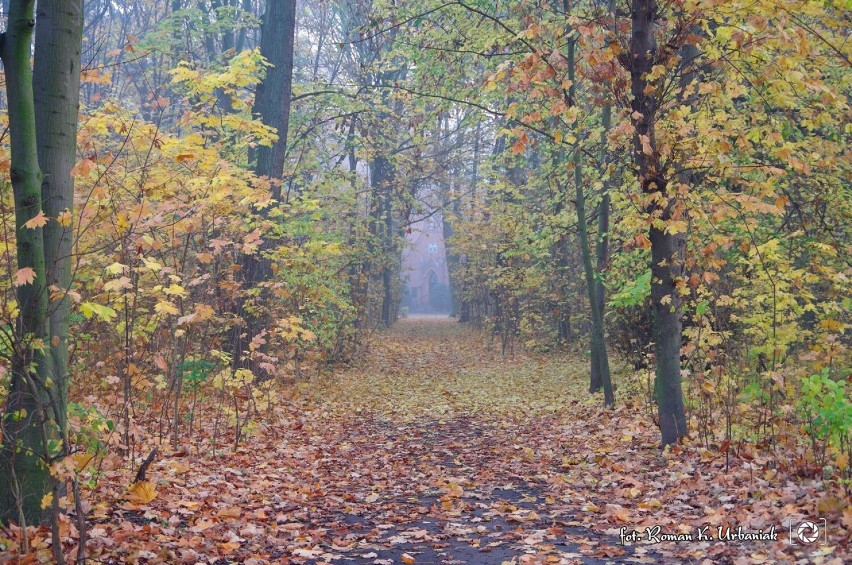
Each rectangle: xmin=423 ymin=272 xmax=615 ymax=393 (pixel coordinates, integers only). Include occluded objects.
xmin=78 ymin=317 xmax=843 ymax=564
xmin=251 ymin=317 xmax=657 ymax=564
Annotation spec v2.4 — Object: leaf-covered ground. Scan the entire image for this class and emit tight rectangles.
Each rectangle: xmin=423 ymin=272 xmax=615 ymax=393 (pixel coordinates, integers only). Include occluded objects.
xmin=5 ymin=317 xmax=850 ymax=564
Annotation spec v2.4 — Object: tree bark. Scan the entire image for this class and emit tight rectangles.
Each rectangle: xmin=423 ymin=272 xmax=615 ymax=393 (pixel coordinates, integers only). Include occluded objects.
xmin=0 ymin=0 xmax=52 ymax=525
xmin=566 ymin=29 xmax=614 ymax=407
xmin=588 ymin=0 xmax=616 ymax=391
xmin=254 ymin=0 xmax=296 ymax=194
xmin=630 ymin=0 xmax=687 ymax=446
xmin=369 ymin=153 xmax=396 ymax=327
xmin=33 ymin=0 xmax=84 ymax=452
xmin=231 ymin=0 xmax=297 ymax=368
xmin=589 ymin=100 xmax=613 ymax=391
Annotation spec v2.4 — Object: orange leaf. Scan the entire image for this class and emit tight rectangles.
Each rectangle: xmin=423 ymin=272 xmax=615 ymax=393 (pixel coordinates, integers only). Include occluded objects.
xmin=609 ymin=507 xmax=631 ymax=523
xmin=24 ymin=211 xmax=48 ymax=229
xmin=634 ymin=233 xmax=651 ymax=249
xmin=217 ymin=506 xmax=241 ymax=519
xmin=71 ymin=158 xmax=96 ymax=177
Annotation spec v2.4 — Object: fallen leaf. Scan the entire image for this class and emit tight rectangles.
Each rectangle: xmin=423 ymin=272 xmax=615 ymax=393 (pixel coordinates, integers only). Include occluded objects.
xmin=126 ymin=480 xmax=157 ymax=504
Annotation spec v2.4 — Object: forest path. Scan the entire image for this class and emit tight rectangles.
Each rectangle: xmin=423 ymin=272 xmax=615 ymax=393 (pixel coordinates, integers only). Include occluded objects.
xmin=91 ymin=317 xmax=788 ymax=564
xmin=272 ymin=316 xmax=661 ymax=564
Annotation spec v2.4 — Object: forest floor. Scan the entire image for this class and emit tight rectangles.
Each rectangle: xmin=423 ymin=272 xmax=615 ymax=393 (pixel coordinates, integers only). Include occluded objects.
xmin=7 ymin=317 xmax=850 ymax=564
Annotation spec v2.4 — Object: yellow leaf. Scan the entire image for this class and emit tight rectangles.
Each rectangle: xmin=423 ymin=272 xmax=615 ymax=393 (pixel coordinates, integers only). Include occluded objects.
xmin=816 ymin=496 xmax=846 ymax=514
xmin=163 ymin=284 xmax=187 ymax=297
xmin=155 ymin=301 xmax=180 ymax=316
xmin=196 ymin=251 xmax=214 ymax=264
xmin=105 ymin=262 xmax=128 ymax=275
xmin=41 ymin=493 xmax=54 ymax=510
xmin=194 ymin=304 xmax=214 ymax=321
xmin=103 ymin=277 xmax=132 ymax=292
xmin=73 ymin=452 xmax=96 ymax=471
xmin=57 ymin=209 xmax=72 ymax=227
xmin=127 ymin=480 xmax=157 ymax=504
xmin=141 ymin=256 xmax=163 ymax=271
xmin=402 ymin=553 xmax=416 ymax=564
xmin=819 ymin=318 xmax=843 ymax=332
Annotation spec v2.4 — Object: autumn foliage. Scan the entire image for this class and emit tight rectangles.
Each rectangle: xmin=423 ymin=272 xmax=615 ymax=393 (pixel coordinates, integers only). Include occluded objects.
xmin=0 ymin=0 xmax=850 ymax=562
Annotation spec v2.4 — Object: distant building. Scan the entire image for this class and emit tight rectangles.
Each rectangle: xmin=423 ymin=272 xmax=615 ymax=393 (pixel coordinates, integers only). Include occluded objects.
xmin=400 ymin=214 xmax=450 ymax=313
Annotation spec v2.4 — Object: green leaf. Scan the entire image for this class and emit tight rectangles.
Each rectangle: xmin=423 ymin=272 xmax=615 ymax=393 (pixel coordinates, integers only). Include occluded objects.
xmin=80 ymin=302 xmax=118 ymax=322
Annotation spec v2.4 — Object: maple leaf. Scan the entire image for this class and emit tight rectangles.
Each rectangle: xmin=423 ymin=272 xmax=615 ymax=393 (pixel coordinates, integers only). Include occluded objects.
xmin=71 ymin=157 xmax=96 ymax=177
xmin=155 ymin=301 xmax=180 ymax=316
xmin=103 ymin=277 xmax=132 ymax=292
xmin=56 ymin=209 xmax=73 ymax=227
xmin=126 ymin=480 xmax=157 ymax=504
xmin=80 ymin=302 xmax=117 ymax=322
xmin=24 ymin=211 xmax=48 ymax=229
xmin=105 ymin=262 xmax=128 ymax=275
xmin=14 ymin=267 xmax=36 ymax=287
xmin=634 ymin=233 xmax=651 ymax=249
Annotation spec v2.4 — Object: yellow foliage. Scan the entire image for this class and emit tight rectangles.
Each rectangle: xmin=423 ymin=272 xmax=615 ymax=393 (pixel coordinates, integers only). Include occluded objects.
xmin=126 ymin=481 xmax=158 ymax=505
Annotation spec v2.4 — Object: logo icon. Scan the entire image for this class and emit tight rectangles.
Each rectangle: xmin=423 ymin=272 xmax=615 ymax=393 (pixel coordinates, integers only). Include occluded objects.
xmin=796 ymin=521 xmax=819 ymax=544
xmin=789 ymin=518 xmax=827 ymax=546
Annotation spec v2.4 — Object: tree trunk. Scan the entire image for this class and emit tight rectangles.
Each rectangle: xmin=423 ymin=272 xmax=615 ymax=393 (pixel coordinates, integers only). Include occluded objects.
xmin=630 ymin=0 xmax=687 ymax=446
xmin=563 ymin=15 xmax=613 ymax=404
xmin=254 ymin=0 xmax=296 ymax=193
xmin=369 ymin=153 xmax=396 ymax=327
xmin=231 ymin=0 xmax=296 ymax=368
xmin=573 ymin=157 xmax=613 ymax=407
xmin=589 ymin=105 xmax=612 ymax=391
xmin=0 ymin=0 xmax=52 ymax=525
xmin=33 ymin=0 xmax=84 ymax=453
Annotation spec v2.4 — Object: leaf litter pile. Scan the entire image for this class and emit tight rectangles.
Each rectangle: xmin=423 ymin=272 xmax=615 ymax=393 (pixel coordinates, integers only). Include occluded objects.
xmin=5 ymin=317 xmax=850 ymax=564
